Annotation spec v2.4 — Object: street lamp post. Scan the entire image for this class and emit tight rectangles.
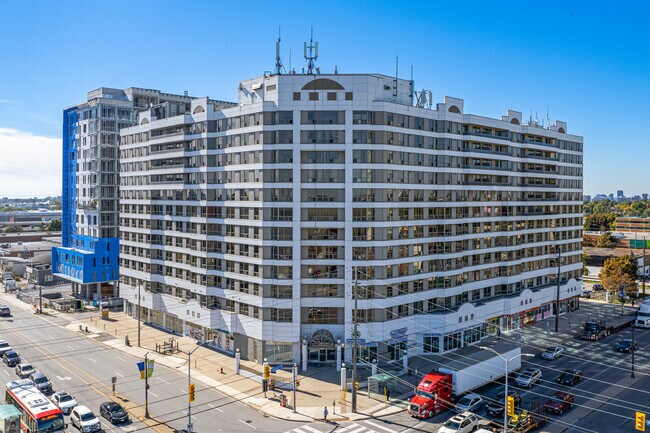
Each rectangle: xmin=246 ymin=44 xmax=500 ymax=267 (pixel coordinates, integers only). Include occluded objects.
xmin=630 ymin=323 xmax=636 ymax=379
xmin=479 ymin=347 xmax=534 ymax=433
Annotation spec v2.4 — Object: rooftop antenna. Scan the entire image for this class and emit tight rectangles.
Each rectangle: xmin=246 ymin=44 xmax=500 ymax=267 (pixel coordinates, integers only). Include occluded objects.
xmin=393 ymin=55 xmax=399 ymax=98
xmin=274 ymin=27 xmax=284 ymax=75
xmin=304 ymin=27 xmax=319 ymax=75
xmin=546 ymin=106 xmax=550 ymax=129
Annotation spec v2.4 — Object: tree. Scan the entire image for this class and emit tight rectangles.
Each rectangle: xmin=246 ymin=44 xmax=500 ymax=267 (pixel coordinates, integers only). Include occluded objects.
xmin=599 ymin=255 xmax=639 ymax=296
xmin=596 ymin=231 xmax=615 ymax=248
xmin=584 ymin=213 xmax=616 ymax=231
xmin=44 ymin=219 xmax=61 ymax=231
xmin=2 ymin=225 xmax=22 ymax=233
xmin=582 ymin=252 xmax=590 ymax=275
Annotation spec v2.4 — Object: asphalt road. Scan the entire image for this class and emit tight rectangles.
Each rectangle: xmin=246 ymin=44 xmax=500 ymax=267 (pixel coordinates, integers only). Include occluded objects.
xmin=0 ymin=293 xmax=301 ymax=433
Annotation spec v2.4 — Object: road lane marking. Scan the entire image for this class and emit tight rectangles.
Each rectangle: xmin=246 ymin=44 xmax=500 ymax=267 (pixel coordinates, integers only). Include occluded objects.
xmin=148 ymin=390 xmax=159 ymax=398
xmin=47 ymin=334 xmax=54 ymax=339
xmin=115 ymin=356 xmax=126 ymax=362
xmin=88 ymin=357 xmax=98 ymax=363
xmin=157 ymin=377 xmax=169 ymax=384
xmin=115 ymin=372 xmax=125 ymax=378
xmin=2 ymin=371 xmax=8 ymax=376
xmin=207 ymin=403 xmax=223 ymax=412
xmin=238 ymin=419 xmax=257 ymax=429
xmin=66 ymin=345 xmax=75 ymax=350
xmin=364 ymin=420 xmax=397 ymax=433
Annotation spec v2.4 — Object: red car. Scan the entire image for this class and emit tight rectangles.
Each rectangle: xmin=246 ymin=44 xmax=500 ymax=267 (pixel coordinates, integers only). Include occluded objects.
xmin=544 ymin=391 xmax=574 ymax=415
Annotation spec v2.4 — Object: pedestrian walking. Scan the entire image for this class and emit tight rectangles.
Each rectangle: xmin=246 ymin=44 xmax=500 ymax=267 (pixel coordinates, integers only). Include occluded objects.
xmin=323 ymin=406 xmax=329 ymax=422
xmin=386 ymin=387 xmax=391 ymax=402
xmin=496 ymin=328 xmax=501 ymax=340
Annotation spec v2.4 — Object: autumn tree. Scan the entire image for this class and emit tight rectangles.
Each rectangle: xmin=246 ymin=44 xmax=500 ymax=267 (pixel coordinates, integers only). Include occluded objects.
xmin=596 ymin=231 xmax=615 ymax=248
xmin=599 ymin=254 xmax=638 ymax=296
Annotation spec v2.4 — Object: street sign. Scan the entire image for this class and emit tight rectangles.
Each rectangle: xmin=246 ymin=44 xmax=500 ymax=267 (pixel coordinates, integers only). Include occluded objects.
xmin=346 ymin=338 xmax=366 ymax=343
xmin=270 ymin=365 xmax=284 ymax=373
xmin=351 ymin=330 xmax=361 ymax=339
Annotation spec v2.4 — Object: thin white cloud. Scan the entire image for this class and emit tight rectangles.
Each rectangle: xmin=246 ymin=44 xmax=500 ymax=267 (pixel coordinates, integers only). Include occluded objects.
xmin=0 ymin=128 xmax=61 ymax=198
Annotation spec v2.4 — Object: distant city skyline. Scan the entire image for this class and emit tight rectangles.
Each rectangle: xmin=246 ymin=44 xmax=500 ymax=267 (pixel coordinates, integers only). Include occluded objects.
xmin=1 ymin=1 xmax=649 ymax=197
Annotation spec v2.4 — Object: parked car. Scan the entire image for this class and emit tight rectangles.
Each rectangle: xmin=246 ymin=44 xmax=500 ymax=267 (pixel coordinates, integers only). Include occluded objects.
xmin=616 ymin=339 xmax=638 ymax=352
xmin=454 ymin=393 xmax=484 ymax=413
xmin=581 ymin=289 xmax=592 ymax=299
xmin=2 ymin=350 xmax=20 ymax=367
xmin=515 ymin=368 xmax=542 ymax=388
xmin=29 ymin=371 xmax=53 ymax=394
xmin=99 ymin=401 xmax=129 ymax=424
xmin=51 ymin=391 xmax=78 ymax=414
xmin=15 ymin=362 xmax=35 ymax=378
xmin=544 ymin=391 xmax=574 ymax=415
xmin=557 ymin=369 xmax=582 ymax=386
xmin=541 ymin=346 xmax=565 ymax=360
xmin=70 ymin=405 xmax=101 ymax=432
xmin=593 ymin=284 xmax=605 ymax=291
xmin=438 ymin=411 xmax=479 ymax=433
xmin=485 ymin=390 xmax=522 ymax=417
xmin=0 ymin=340 xmax=12 ymax=356
xmin=0 ymin=306 xmax=11 ymax=317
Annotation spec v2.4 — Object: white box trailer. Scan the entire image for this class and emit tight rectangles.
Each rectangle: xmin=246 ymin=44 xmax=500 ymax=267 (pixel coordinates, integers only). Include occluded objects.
xmin=439 ymin=346 xmax=522 ymax=396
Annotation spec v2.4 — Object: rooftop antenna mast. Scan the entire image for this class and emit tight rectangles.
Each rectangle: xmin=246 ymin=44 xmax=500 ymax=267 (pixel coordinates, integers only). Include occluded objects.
xmin=275 ymin=27 xmax=285 ymax=75
xmin=393 ymin=56 xmax=399 ymax=98
xmin=304 ymin=27 xmax=319 ymax=75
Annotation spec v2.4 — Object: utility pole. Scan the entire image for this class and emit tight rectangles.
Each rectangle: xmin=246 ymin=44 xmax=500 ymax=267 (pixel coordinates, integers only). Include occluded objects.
xmin=352 ymin=266 xmax=358 ymax=413
xmin=144 ymin=351 xmax=150 ymax=418
xmin=631 ymin=323 xmax=636 ymax=379
xmin=38 ymin=284 xmax=42 ymax=314
xmin=641 ymin=236 xmax=646 ymax=299
xmin=292 ymin=363 xmax=297 ymax=413
xmin=555 ymin=251 xmax=561 ymax=333
xmin=137 ymin=282 xmax=141 ymax=347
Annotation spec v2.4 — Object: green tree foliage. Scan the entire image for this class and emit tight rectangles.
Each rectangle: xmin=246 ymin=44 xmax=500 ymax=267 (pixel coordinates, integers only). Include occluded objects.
xmin=596 ymin=231 xmax=615 ymax=248
xmin=582 ymin=252 xmax=590 ymax=275
xmin=599 ymin=254 xmax=639 ymax=294
xmin=584 ymin=213 xmax=616 ymax=231
xmin=2 ymin=225 xmax=22 ymax=233
xmin=43 ymin=219 xmax=62 ymax=231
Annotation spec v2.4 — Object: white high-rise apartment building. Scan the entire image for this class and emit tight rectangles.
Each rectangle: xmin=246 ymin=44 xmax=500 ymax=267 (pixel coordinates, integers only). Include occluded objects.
xmin=118 ymin=73 xmax=583 ymax=365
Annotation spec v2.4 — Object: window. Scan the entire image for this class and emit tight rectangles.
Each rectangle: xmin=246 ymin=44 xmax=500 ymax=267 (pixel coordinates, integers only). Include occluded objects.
xmin=423 ymin=335 xmax=439 ymax=353
xmin=309 ymin=92 xmax=319 ymax=101
xmin=293 ymin=92 xmax=301 ymax=101
xmin=327 ymin=92 xmax=337 ymax=101
xmin=345 ymin=92 xmax=353 ymax=100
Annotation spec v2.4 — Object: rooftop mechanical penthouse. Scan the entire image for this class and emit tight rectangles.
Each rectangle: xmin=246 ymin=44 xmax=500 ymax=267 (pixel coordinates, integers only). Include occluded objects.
xmin=118 ymin=72 xmax=583 ymax=366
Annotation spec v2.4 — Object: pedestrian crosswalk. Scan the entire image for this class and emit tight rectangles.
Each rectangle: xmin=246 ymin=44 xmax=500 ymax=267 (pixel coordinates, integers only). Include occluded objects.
xmin=286 ymin=420 xmax=399 ymax=433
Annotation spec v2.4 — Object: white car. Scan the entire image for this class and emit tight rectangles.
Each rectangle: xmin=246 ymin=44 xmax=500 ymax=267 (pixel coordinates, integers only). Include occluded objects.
xmin=516 ymin=368 xmax=543 ymax=388
xmin=438 ymin=411 xmax=479 ymax=433
xmin=51 ymin=390 xmax=77 ymax=414
xmin=0 ymin=340 xmax=12 ymax=356
xmin=70 ymin=405 xmax=101 ymax=432
xmin=454 ymin=393 xmax=484 ymax=412
xmin=541 ymin=346 xmax=565 ymax=360
xmin=15 ymin=362 xmax=35 ymax=379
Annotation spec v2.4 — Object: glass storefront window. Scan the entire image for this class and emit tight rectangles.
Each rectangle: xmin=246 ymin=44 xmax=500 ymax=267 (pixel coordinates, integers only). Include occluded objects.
xmin=265 ymin=343 xmax=293 ymax=364
xmin=423 ymin=336 xmax=440 ymax=353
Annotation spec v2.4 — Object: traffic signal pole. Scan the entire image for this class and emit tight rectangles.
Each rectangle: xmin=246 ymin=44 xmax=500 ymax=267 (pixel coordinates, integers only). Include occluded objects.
xmin=187 ymin=344 xmax=202 ymax=433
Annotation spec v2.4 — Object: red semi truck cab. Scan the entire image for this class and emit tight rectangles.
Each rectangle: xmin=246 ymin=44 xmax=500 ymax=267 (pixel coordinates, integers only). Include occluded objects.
xmin=408 ymin=372 xmax=453 ymax=418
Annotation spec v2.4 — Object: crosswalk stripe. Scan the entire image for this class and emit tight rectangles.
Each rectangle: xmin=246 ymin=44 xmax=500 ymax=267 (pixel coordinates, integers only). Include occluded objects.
xmin=338 ymin=425 xmax=370 ymax=433
xmin=364 ymin=420 xmax=397 ymax=433
xmin=292 ymin=426 xmax=322 ymax=433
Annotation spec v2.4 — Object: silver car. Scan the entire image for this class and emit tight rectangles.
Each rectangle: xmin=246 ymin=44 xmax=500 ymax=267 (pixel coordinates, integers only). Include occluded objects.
xmin=541 ymin=346 xmax=565 ymax=360
xmin=515 ymin=368 xmax=542 ymax=388
xmin=454 ymin=393 xmax=484 ymax=412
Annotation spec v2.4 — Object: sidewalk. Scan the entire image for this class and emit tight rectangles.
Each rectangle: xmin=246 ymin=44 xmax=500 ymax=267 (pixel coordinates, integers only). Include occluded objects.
xmin=68 ymin=312 xmax=406 ymax=423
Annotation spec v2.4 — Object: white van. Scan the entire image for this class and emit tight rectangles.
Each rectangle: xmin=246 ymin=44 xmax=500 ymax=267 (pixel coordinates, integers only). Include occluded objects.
xmin=636 ymin=299 xmax=650 ymax=328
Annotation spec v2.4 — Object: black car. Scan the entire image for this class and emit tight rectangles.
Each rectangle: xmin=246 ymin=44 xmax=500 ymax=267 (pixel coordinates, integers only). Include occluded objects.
xmin=2 ymin=350 xmax=20 ymax=367
xmin=100 ymin=401 xmax=129 ymax=424
xmin=616 ymin=339 xmax=638 ymax=352
xmin=557 ymin=369 xmax=582 ymax=386
xmin=0 ymin=306 xmax=10 ymax=317
xmin=484 ymin=390 xmax=522 ymax=417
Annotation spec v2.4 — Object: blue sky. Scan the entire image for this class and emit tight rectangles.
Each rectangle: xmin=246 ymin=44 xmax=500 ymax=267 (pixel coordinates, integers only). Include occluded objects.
xmin=0 ymin=0 xmax=648 ymax=197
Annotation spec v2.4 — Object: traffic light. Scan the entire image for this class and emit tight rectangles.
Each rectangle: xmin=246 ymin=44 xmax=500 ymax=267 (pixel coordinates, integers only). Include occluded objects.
xmin=636 ymin=412 xmax=646 ymax=431
xmin=507 ymin=396 xmax=515 ymax=417
xmin=188 ymin=384 xmax=196 ymax=402
xmin=354 ymin=381 xmax=359 ymax=390
xmin=295 ymin=380 xmax=300 ymax=387
xmin=263 ymin=364 xmax=271 ymax=380
xmin=262 ymin=379 xmax=268 ymax=393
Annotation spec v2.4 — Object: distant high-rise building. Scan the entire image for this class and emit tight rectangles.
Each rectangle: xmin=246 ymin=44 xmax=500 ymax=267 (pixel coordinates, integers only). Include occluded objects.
xmin=643 ymin=194 xmax=648 ymax=201
xmin=52 ymin=87 xmax=194 ymax=301
xmin=584 ymin=195 xmax=592 ymax=202
xmin=617 ymin=190 xmax=624 ymax=198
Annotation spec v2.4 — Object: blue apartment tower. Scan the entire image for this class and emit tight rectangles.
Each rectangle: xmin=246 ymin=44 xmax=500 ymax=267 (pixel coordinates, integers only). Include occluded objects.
xmin=53 ymin=87 xmax=197 ymax=301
